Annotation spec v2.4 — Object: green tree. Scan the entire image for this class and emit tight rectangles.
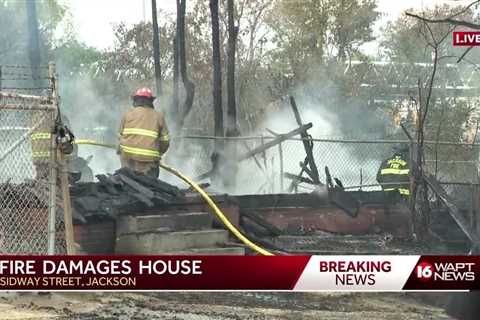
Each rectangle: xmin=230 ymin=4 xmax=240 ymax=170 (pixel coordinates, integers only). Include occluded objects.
xmin=381 ymin=4 xmax=473 ymax=63
xmin=380 ymin=4 xmax=480 ymax=143
xmin=98 ymin=20 xmax=175 ymax=81
xmin=0 ymin=0 xmax=71 ymax=65
xmin=266 ymin=0 xmax=379 ymax=82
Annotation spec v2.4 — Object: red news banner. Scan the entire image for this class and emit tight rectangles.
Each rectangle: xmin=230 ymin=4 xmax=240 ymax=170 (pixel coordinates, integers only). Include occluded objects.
xmin=0 ymin=256 xmax=478 ymax=291
xmin=453 ymin=31 xmax=480 ymax=46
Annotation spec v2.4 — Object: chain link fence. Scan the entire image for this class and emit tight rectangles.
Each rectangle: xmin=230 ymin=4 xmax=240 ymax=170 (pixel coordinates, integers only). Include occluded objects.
xmin=0 ymin=65 xmax=66 ymax=254
xmin=165 ymin=136 xmax=479 ymax=205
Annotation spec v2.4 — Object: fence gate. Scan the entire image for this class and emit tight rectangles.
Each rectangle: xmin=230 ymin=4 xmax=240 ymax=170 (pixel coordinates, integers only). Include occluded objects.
xmin=0 ymin=64 xmax=65 ymax=254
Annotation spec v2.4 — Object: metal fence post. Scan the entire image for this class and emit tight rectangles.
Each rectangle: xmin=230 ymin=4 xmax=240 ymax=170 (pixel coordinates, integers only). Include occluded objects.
xmin=279 ymin=141 xmax=284 ymax=192
xmin=474 ymin=184 xmax=480 ymax=238
xmin=47 ymin=62 xmax=57 ymax=255
xmin=47 ymin=121 xmax=57 ymax=255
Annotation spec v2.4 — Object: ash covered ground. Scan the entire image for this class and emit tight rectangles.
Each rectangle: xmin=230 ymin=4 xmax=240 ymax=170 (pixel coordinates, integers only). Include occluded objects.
xmin=0 ymin=292 xmax=453 ymax=319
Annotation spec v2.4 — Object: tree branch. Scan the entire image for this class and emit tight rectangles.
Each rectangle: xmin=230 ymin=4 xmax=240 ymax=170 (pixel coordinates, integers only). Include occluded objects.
xmin=405 ymin=12 xmax=480 ymax=30
xmin=448 ymin=0 xmax=480 ymax=19
xmin=457 ymin=46 xmax=474 ymax=63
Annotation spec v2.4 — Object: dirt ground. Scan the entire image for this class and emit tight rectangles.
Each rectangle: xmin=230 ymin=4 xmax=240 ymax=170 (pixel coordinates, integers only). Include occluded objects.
xmin=0 ymin=292 xmax=455 ymax=319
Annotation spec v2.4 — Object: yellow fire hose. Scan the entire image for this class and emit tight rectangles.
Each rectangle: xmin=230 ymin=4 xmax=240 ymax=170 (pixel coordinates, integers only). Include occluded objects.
xmin=158 ymin=162 xmax=273 ymax=256
xmin=75 ymin=139 xmax=117 ymax=149
xmin=73 ymin=139 xmax=273 ymax=256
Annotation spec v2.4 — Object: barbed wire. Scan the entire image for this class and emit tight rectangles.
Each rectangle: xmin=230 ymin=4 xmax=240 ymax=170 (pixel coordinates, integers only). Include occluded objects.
xmin=1 ymin=78 xmax=50 ymax=81
xmin=1 ymin=65 xmax=48 ymax=69
xmin=1 ymin=71 xmax=48 ymax=76
xmin=1 ymin=87 xmax=50 ymax=91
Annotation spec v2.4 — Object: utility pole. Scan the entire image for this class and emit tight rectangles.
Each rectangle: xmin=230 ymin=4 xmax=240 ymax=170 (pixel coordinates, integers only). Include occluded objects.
xmin=151 ymin=0 xmax=162 ymax=96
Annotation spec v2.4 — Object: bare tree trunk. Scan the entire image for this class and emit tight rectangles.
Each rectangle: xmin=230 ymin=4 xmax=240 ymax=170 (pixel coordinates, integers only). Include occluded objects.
xmin=337 ymin=0 xmax=347 ymax=61
xmin=226 ymin=0 xmax=239 ymax=138
xmin=26 ymin=0 xmax=42 ymax=88
xmin=224 ymin=0 xmax=239 ymax=189
xmin=151 ymin=0 xmax=162 ymax=96
xmin=172 ymin=1 xmax=180 ymax=131
xmin=210 ymin=0 xmax=224 ymax=183
xmin=177 ymin=0 xmax=195 ymax=129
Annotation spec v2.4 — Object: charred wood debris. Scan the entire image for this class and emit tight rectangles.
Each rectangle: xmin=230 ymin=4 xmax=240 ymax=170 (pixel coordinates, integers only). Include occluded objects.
xmin=0 ymin=168 xmax=185 ymax=224
xmin=69 ymin=168 xmax=184 ymax=224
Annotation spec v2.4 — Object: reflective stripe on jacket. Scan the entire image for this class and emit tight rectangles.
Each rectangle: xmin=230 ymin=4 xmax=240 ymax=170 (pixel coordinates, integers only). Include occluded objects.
xmin=119 ymin=106 xmax=170 ymax=162
xmin=30 ymin=110 xmax=55 ymax=163
xmin=31 ymin=131 xmax=52 ymax=160
xmin=31 ymin=132 xmax=52 ymax=140
xmin=377 ymin=154 xmax=410 ymax=195
xmin=380 ymin=168 xmax=410 ymax=175
xmin=384 ymin=187 xmax=410 ymax=196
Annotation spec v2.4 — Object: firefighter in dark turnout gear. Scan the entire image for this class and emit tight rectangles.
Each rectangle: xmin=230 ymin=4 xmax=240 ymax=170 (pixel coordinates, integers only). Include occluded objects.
xmin=376 ymin=145 xmax=410 ymax=199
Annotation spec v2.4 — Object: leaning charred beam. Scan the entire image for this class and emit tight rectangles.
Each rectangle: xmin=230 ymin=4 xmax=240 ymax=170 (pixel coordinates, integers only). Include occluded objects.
xmin=289 ymin=96 xmax=320 ymax=184
xmin=284 ymin=172 xmax=316 ymax=185
xmin=327 ymin=189 xmax=360 ymax=218
xmin=239 ymin=123 xmax=312 ymax=161
xmin=238 ymin=225 xmax=287 ymax=254
xmin=240 ymin=210 xmax=283 ymax=236
xmin=195 ymin=123 xmax=313 ymax=181
xmin=424 ymin=173 xmax=480 ymax=247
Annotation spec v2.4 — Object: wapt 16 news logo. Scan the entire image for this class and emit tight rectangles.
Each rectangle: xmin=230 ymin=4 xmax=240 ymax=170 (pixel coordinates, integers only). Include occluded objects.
xmin=416 ymin=261 xmax=475 ymax=281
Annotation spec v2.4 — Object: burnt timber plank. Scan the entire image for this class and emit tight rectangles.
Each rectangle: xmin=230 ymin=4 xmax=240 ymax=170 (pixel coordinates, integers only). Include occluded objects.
xmin=238 ymin=225 xmax=287 ymax=253
xmin=129 ymin=192 xmax=154 ymax=208
xmin=116 ymin=167 xmax=181 ymax=197
xmin=424 ymin=173 xmax=480 ymax=246
xmin=117 ymin=174 xmax=155 ymax=199
xmin=95 ymin=174 xmax=120 ymax=195
xmin=240 ymin=210 xmax=283 ymax=236
xmin=328 ymin=189 xmax=360 ymax=217
xmin=154 ymin=192 xmax=391 ymax=211
xmin=284 ymin=172 xmax=315 ymax=185
xmin=289 ymin=96 xmax=320 ymax=184
xmin=238 ymin=123 xmax=312 ymax=161
xmin=234 ymin=193 xmax=325 ymax=209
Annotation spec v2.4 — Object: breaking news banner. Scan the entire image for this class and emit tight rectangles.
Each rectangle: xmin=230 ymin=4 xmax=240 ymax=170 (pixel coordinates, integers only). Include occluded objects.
xmin=0 ymin=255 xmax=478 ymax=291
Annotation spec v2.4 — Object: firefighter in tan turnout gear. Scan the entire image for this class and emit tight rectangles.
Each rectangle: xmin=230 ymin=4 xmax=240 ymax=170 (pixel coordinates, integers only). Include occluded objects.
xmin=118 ymin=88 xmax=169 ymax=178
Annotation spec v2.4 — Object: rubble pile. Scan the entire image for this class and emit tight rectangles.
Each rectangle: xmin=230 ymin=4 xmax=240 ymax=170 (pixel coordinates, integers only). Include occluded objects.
xmin=70 ymin=168 xmax=183 ymax=223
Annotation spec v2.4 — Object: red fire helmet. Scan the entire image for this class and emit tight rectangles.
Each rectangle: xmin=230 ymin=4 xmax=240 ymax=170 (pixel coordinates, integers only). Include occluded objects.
xmin=133 ymin=87 xmax=155 ymax=99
